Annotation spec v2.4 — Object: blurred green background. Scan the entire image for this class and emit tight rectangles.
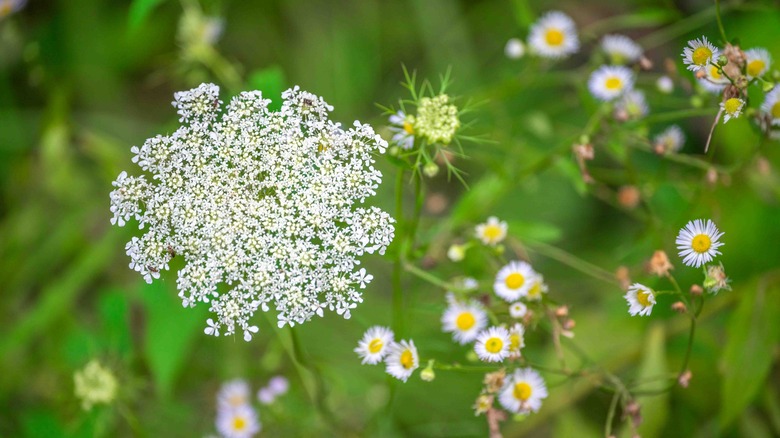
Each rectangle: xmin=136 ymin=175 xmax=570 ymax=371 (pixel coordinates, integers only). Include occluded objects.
xmin=2 ymin=0 xmax=780 ymax=436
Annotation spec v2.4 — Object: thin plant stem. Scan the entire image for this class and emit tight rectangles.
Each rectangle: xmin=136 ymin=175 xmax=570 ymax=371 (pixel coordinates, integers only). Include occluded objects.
xmin=289 ymin=326 xmax=340 ymax=432
xmin=605 ymin=390 xmax=621 ymax=438
xmin=393 ymin=169 xmax=406 ymax=337
xmin=715 ymin=0 xmax=729 ymax=43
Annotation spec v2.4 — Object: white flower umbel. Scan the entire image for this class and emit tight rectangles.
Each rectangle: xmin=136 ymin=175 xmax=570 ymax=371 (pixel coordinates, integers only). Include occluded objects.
xmin=505 ymin=38 xmax=526 ymax=59
xmin=527 ymin=11 xmax=579 ymax=59
xmin=601 ymin=34 xmax=643 ymax=64
xmin=654 ymin=125 xmax=685 ymax=153
xmin=355 ymin=326 xmax=395 ymax=365
xmin=524 ymin=273 xmax=548 ymax=302
xmin=217 ymin=379 xmax=251 ymax=410
xmin=761 ymin=87 xmax=780 ymax=127
xmin=616 ymin=89 xmax=649 ymax=120
xmin=216 ymin=404 xmax=261 ymax=438
xmin=676 ymin=219 xmax=724 ymax=268
xmin=588 ymin=65 xmax=635 ymax=101
xmin=498 ymin=368 xmax=548 ymax=414
xmin=720 ymin=98 xmax=745 ymax=123
xmin=414 ymin=95 xmax=460 ymax=144
xmin=441 ymin=298 xmax=488 ymax=344
xmin=474 ymin=326 xmax=511 ymax=362
xmin=475 ymin=216 xmax=507 ymax=246
xmin=388 ymin=110 xmax=415 ymax=149
xmin=385 ymin=340 xmax=419 ymax=382
xmin=656 ymin=76 xmax=674 ymax=94
xmin=73 ymin=360 xmax=118 ymax=411
xmin=745 ymin=48 xmax=771 ymax=79
xmin=508 ymin=323 xmax=525 ymax=358
xmin=682 ymin=37 xmax=720 ymax=71
xmin=625 ymin=283 xmax=656 ymax=316
xmin=509 ymin=301 xmax=528 ymax=319
xmin=110 ymin=84 xmax=395 ymax=341
xmin=494 ymin=261 xmax=537 ymax=302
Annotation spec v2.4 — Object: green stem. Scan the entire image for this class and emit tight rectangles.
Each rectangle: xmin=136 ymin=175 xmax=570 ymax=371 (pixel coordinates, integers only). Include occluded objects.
xmin=392 ymin=169 xmax=406 ymax=337
xmin=289 ymin=326 xmax=338 ymax=431
xmin=605 ymin=390 xmax=621 ymax=438
xmin=522 ymin=239 xmax=618 ymax=286
xmin=679 ymin=317 xmax=697 ymax=376
xmin=715 ymin=0 xmax=729 ymax=43
xmin=403 ymin=262 xmax=456 ymax=290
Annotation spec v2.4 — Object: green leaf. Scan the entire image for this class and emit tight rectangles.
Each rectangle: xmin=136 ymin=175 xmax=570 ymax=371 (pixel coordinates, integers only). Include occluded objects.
xmin=128 ymin=0 xmax=166 ymax=31
xmin=247 ymin=66 xmax=286 ymax=110
xmin=98 ymin=288 xmax=133 ymax=358
xmin=634 ymin=323 xmax=669 ymax=438
xmin=554 ymin=409 xmax=600 ymax=438
xmin=508 ymin=220 xmax=562 ymax=243
xmin=720 ymin=277 xmax=780 ymax=428
xmin=450 ymin=173 xmax=506 ymax=224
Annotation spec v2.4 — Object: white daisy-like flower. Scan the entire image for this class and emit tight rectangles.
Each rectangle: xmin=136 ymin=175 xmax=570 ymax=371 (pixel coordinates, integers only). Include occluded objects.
xmin=474 ymin=326 xmax=511 ymax=362
xmin=447 ymin=244 xmax=466 ymax=262
xmin=524 ymin=273 xmax=548 ymax=302
xmin=505 ymin=38 xmax=526 ymax=59
xmin=0 ymin=0 xmax=26 ymax=19
xmin=720 ymin=97 xmax=745 ymax=123
xmin=354 ymin=326 xmax=395 ymax=365
xmin=385 ymin=340 xmax=419 ymax=382
xmin=698 ymin=64 xmax=729 ymax=94
xmin=217 ymin=379 xmax=251 ymax=410
xmin=475 ymin=216 xmax=508 ymax=246
xmin=745 ymin=48 xmax=771 ymax=79
xmin=588 ymin=65 xmax=635 ymax=101
xmin=216 ymin=404 xmax=261 ymax=438
xmin=601 ymin=34 xmax=643 ymax=64
xmin=507 ymin=323 xmax=525 ymax=358
xmin=388 ymin=110 xmax=415 ymax=150
xmin=615 ymin=89 xmax=649 ymax=120
xmin=494 ymin=261 xmax=537 ymax=302
xmin=761 ymin=87 xmax=780 ymax=126
xmin=441 ymin=298 xmax=488 ymax=345
xmin=498 ymin=368 xmax=548 ymax=414
xmin=675 ymin=219 xmax=724 ymax=268
xmin=110 ymin=84 xmax=395 ymax=340
xmin=656 ymin=75 xmax=674 ymax=94
xmin=624 ymin=283 xmax=656 ymax=316
xmin=682 ymin=36 xmax=720 ymax=71
xmin=527 ymin=11 xmax=579 ymax=59
xmin=508 ymin=301 xmax=528 ymax=319
xmin=654 ymin=125 xmax=685 ymax=153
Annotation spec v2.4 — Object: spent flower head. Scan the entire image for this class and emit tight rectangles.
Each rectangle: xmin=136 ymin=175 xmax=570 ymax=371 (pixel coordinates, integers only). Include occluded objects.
xmin=703 ymin=262 xmax=732 ymax=294
xmin=110 ymin=84 xmax=395 ymax=341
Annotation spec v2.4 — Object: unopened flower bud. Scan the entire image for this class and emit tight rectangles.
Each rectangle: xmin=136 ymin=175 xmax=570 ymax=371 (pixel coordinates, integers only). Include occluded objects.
xmin=423 ymin=162 xmax=439 ymax=178
xmin=671 ymin=301 xmax=687 ymax=313
xmin=420 ymin=360 xmax=436 ymax=382
xmin=555 ymin=305 xmax=569 ymax=318
xmin=618 ymin=185 xmax=641 ymax=209
xmin=717 ymin=55 xmax=728 ymax=66
xmin=562 ymin=318 xmax=576 ymax=331
xmin=678 ymin=369 xmax=692 ymax=388
xmin=690 ymin=284 xmax=703 ymax=296
xmin=648 ymin=250 xmax=674 ymax=276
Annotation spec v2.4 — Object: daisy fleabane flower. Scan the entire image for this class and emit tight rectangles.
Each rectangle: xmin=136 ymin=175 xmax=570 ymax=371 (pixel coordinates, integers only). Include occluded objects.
xmin=216 ymin=404 xmax=261 ymax=438
xmin=441 ymin=296 xmax=488 ymax=344
xmin=388 ymin=110 xmax=415 ymax=149
xmin=615 ymin=89 xmax=648 ymax=120
xmin=509 ymin=301 xmax=528 ymax=319
xmin=354 ymin=326 xmax=394 ymax=365
xmin=385 ymin=340 xmax=419 ymax=382
xmin=601 ymin=34 xmax=643 ymax=64
xmin=745 ymin=48 xmax=771 ymax=79
xmin=524 ymin=273 xmax=548 ymax=302
xmin=528 ymin=11 xmax=579 ymax=59
xmin=682 ymin=36 xmax=720 ymax=71
xmin=654 ymin=125 xmax=685 ymax=153
xmin=675 ymin=219 xmax=724 ymax=268
xmin=508 ymin=323 xmax=525 ymax=358
xmin=475 ymin=216 xmax=507 ymax=246
xmin=720 ymin=98 xmax=745 ymax=123
xmin=505 ymin=38 xmax=526 ymax=59
xmin=761 ymin=87 xmax=780 ymax=126
xmin=498 ymin=368 xmax=548 ymax=414
xmin=217 ymin=379 xmax=251 ymax=410
xmin=588 ymin=65 xmax=635 ymax=101
xmin=109 ymin=84 xmax=395 ymax=341
xmin=494 ymin=261 xmax=537 ymax=302
xmin=625 ymin=283 xmax=656 ymax=316
xmin=474 ymin=326 xmax=511 ymax=362
xmin=656 ymin=76 xmax=674 ymax=94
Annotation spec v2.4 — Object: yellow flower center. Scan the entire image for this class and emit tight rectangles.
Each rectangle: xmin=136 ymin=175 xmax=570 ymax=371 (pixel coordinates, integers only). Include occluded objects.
xmin=400 ymin=350 xmax=414 ymax=369
xmin=545 ymin=28 xmax=564 ymax=46
xmin=747 ymin=59 xmax=766 ymax=77
xmin=636 ymin=289 xmax=653 ymax=307
xmin=456 ymin=312 xmax=476 ymax=330
xmin=233 ymin=416 xmax=247 ymax=431
xmin=505 ymin=272 xmax=525 ymax=290
xmin=513 ymin=382 xmax=532 ymax=401
xmin=0 ymin=4 xmax=12 ymax=17
xmin=772 ymin=102 xmax=780 ymax=119
xmin=485 ymin=337 xmax=504 ymax=354
xmin=482 ymin=224 xmax=503 ymax=241
xmin=692 ymin=46 xmax=713 ymax=66
xmin=605 ymin=77 xmax=623 ymax=90
xmin=403 ymin=121 xmax=414 ymax=134
xmin=368 ymin=338 xmax=383 ymax=354
xmin=709 ymin=66 xmax=722 ymax=80
xmin=691 ymin=234 xmax=712 ymax=253
xmin=510 ymin=333 xmax=522 ymax=351
xmin=724 ymin=98 xmax=741 ymax=115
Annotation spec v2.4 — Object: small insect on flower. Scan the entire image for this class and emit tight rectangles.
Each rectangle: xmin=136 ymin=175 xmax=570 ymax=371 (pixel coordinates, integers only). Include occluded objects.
xmin=720 ymin=98 xmax=745 ymax=123
xmin=442 ymin=297 xmax=489 ymax=345
xmin=498 ymin=368 xmax=548 ymax=414
xmin=474 ymin=326 xmax=511 ymax=362
xmin=494 ymin=261 xmax=537 ymax=302
xmin=745 ymin=48 xmax=772 ymax=79
xmin=625 ymin=283 xmax=656 ymax=316
xmin=601 ymin=34 xmax=643 ymax=65
xmin=682 ymin=37 xmax=720 ymax=71
xmin=588 ymin=65 xmax=635 ymax=101
xmin=653 ymin=125 xmax=686 ymax=154
xmin=355 ymin=326 xmax=395 ymax=365
xmin=675 ymin=219 xmax=724 ymax=268
xmin=761 ymin=87 xmax=780 ymax=127
xmin=216 ymin=404 xmax=261 ymax=438
xmin=527 ymin=10 xmax=580 ymax=59
xmin=475 ymin=216 xmax=508 ymax=246
xmin=385 ymin=340 xmax=419 ymax=382
xmin=388 ymin=110 xmax=416 ymax=150
xmin=508 ymin=301 xmax=528 ymax=319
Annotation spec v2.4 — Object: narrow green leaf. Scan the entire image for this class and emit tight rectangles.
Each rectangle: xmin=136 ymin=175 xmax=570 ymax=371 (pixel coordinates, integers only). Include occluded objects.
xmin=128 ymin=0 xmax=166 ymax=31
xmin=508 ymin=220 xmax=562 ymax=243
xmin=635 ymin=323 xmax=669 ymax=438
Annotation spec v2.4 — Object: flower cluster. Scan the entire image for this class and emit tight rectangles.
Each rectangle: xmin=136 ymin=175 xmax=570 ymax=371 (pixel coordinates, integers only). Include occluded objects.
xmin=73 ymin=360 xmax=118 ymax=411
xmin=354 ymin=326 xmax=419 ymax=382
xmin=110 ymin=83 xmax=395 ymax=341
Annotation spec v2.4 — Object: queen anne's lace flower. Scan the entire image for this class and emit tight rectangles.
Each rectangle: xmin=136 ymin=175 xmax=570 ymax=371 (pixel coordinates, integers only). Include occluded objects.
xmin=110 ymin=84 xmax=395 ymax=341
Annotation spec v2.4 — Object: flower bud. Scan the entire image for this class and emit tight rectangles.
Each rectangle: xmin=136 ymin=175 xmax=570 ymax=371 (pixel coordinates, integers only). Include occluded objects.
xmin=420 ymin=360 xmax=436 ymax=382
xmin=423 ymin=162 xmax=439 ymax=178
xmin=690 ymin=284 xmax=703 ymax=296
